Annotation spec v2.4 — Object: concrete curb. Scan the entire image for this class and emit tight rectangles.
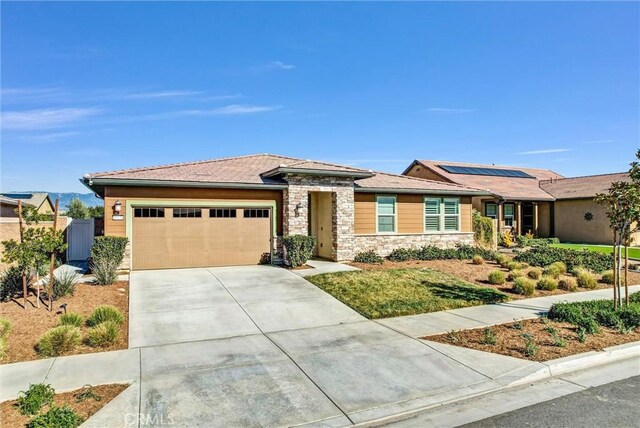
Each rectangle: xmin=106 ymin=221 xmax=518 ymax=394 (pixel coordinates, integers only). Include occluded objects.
xmin=354 ymin=341 xmax=640 ymax=427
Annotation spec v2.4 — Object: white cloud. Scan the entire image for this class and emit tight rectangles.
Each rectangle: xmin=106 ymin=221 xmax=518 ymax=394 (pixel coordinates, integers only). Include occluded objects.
xmin=1 ymin=87 xmax=68 ymax=103
xmin=66 ymin=148 xmax=107 ymax=156
xmin=19 ymin=131 xmax=82 ymax=143
xmin=115 ymin=90 xmax=203 ymax=100
xmin=178 ymin=104 xmax=282 ymax=116
xmin=428 ymin=107 xmax=477 ymax=113
xmin=1 ymin=108 xmax=101 ymax=130
xmin=250 ymin=61 xmax=296 ymax=73
xmin=517 ymin=148 xmax=571 ymax=155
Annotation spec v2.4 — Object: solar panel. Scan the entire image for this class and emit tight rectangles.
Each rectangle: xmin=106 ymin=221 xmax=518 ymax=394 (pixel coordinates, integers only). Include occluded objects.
xmin=439 ymin=165 xmax=535 ymax=179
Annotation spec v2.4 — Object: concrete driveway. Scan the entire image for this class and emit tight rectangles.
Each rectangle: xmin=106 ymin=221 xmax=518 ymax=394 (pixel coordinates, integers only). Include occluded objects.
xmin=125 ymin=266 xmax=520 ymax=427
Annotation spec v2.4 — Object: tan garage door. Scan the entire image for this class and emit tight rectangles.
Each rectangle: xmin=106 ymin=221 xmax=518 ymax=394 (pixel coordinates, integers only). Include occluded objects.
xmin=132 ymin=207 xmax=272 ymax=270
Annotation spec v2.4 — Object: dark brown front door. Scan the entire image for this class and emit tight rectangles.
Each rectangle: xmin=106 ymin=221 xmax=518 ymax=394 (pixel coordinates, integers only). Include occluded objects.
xmin=521 ymin=203 xmax=534 ymax=234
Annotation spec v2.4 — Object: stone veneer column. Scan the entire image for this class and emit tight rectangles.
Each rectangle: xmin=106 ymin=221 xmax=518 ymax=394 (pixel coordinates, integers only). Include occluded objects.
xmin=282 ymin=174 xmax=355 ymax=262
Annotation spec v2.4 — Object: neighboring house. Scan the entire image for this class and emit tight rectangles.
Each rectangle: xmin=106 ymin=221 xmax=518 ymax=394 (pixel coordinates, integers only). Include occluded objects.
xmin=81 ymin=154 xmax=488 ymax=270
xmin=540 ymin=173 xmax=639 ymax=245
xmin=0 ymin=195 xmax=34 ymax=218
xmin=403 ymin=160 xmax=636 ymax=246
xmin=403 ymin=160 xmax=563 ymax=237
xmin=0 ymin=192 xmax=55 ymax=214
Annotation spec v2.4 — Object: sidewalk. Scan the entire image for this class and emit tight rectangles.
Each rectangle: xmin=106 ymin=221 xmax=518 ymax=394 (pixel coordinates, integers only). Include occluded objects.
xmin=377 ymin=284 xmax=640 ymax=337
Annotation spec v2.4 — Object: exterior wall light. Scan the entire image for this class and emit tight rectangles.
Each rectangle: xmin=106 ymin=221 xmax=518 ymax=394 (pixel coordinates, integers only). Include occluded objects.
xmin=114 ymin=200 xmax=122 ymax=214
xmin=295 ymin=202 xmax=303 ymax=218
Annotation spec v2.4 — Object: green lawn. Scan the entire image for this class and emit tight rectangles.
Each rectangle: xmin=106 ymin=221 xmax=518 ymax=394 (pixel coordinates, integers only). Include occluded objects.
xmin=550 ymin=243 xmax=640 ymax=260
xmin=306 ymin=268 xmax=508 ymax=319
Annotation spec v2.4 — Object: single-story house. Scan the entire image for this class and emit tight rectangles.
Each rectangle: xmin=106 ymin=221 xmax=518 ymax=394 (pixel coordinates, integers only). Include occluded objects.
xmin=540 ymin=173 xmax=639 ymax=245
xmin=0 ymin=192 xmax=55 ymax=215
xmin=82 ymin=154 xmax=489 ymax=270
xmin=0 ymin=195 xmax=34 ymax=218
xmin=403 ymin=160 xmax=638 ymax=246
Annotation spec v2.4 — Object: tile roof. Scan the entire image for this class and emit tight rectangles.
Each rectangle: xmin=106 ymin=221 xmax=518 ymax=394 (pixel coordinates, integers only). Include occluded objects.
xmin=540 ymin=172 xmax=630 ymax=200
xmin=85 ymin=153 xmax=488 ymax=195
xmin=408 ymin=160 xmax=564 ymax=200
xmin=0 ymin=195 xmax=30 ymax=206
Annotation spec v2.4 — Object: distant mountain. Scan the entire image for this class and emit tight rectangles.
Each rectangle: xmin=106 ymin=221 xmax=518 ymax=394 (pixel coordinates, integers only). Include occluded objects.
xmin=51 ymin=192 xmax=103 ymax=210
xmin=9 ymin=191 xmax=102 ymax=210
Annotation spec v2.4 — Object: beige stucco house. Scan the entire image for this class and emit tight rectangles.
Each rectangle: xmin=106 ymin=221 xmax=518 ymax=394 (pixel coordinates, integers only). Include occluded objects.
xmin=403 ymin=160 xmax=637 ymax=246
xmin=82 ymin=154 xmax=489 ymax=270
xmin=0 ymin=192 xmax=54 ymax=215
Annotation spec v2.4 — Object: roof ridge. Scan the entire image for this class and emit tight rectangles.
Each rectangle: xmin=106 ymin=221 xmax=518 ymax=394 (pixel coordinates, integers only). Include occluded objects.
xmin=283 ymin=158 xmax=372 ymax=172
xmin=86 ymin=153 xmax=302 ymax=178
xmin=540 ymin=171 xmax=628 ymax=183
xmin=367 ymin=169 xmax=488 ymax=192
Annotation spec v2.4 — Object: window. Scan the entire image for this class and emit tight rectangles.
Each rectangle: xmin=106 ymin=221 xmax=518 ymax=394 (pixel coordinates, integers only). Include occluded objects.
xmin=173 ymin=208 xmax=202 ymax=218
xmin=424 ymin=197 xmax=460 ymax=232
xmin=424 ymin=198 xmax=441 ymax=231
xmin=134 ymin=208 xmax=165 ymax=218
xmin=485 ymin=203 xmax=497 ymax=219
xmin=244 ymin=209 xmax=269 ymax=218
xmin=377 ymin=196 xmax=396 ymax=233
xmin=504 ymin=204 xmax=515 ymax=227
xmin=209 ymin=208 xmax=237 ymax=218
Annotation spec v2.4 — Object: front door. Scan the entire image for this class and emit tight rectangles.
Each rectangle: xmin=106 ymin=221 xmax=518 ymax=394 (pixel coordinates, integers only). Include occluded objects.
xmin=309 ymin=192 xmax=334 ymax=260
xmin=521 ymin=203 xmax=535 ymax=235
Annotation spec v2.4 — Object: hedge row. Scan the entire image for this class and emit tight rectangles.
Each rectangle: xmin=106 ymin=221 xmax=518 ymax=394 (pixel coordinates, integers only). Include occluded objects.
xmin=386 ymin=244 xmax=498 ymax=263
xmin=513 ymin=246 xmax=613 ymax=273
xmin=515 ymin=236 xmax=560 ymax=247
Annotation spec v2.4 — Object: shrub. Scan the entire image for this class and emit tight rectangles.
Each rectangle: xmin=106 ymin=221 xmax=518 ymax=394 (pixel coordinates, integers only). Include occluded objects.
xmin=508 ymin=270 xmax=525 ymax=281
xmin=543 ymin=264 xmax=562 ymax=279
xmin=1 ymin=265 xmax=33 ymax=302
xmin=282 ymin=235 xmax=316 ymax=268
xmin=27 ymin=405 xmax=83 ymax=428
xmin=513 ymin=246 xmax=613 ymax=273
xmin=0 ymin=337 xmax=6 ymax=360
xmin=90 ymin=236 xmax=128 ymax=267
xmin=87 ymin=305 xmax=125 ymax=327
xmin=58 ymin=313 xmax=83 ymax=328
xmin=548 ymin=299 xmax=640 ymax=332
xmin=473 ymin=210 xmax=495 ymax=248
xmin=387 ymin=248 xmax=418 ymax=262
xmin=513 ymin=277 xmax=536 ymax=296
xmin=488 ymin=270 xmax=506 ymax=285
xmin=91 ymin=257 xmax=119 ymax=286
xmin=86 ymin=321 xmax=120 ymax=347
xmin=0 ymin=317 xmax=11 ymax=339
xmin=549 ymin=261 xmax=567 ymax=275
xmin=601 ymin=270 xmax=615 ymax=285
xmin=527 ymin=267 xmax=543 ymax=280
xmin=16 ymin=383 xmax=55 ymax=415
xmin=494 ymin=254 xmax=508 ymax=265
xmin=576 ymin=271 xmax=597 ymax=289
xmin=522 ymin=333 xmax=538 ymax=357
xmin=559 ymin=277 xmax=578 ymax=292
xmin=45 ymin=269 xmax=80 ymax=299
xmin=472 ymin=255 xmax=484 ymax=265
xmin=516 ymin=236 xmax=560 ymax=247
xmin=353 ymin=250 xmax=384 ymax=264
xmin=482 ymin=327 xmax=497 ymax=345
xmin=500 ymin=231 xmax=514 ymax=247
xmin=507 ymin=261 xmax=528 ymax=271
xmin=37 ymin=325 xmax=81 ymax=357
xmin=537 ymin=276 xmax=558 ymax=291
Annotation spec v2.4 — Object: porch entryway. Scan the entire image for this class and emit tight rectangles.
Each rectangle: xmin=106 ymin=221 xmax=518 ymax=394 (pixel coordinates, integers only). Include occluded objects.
xmin=308 ymin=192 xmax=334 ymax=260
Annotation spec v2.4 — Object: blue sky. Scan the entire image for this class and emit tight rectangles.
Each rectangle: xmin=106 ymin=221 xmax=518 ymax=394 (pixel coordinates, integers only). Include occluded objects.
xmin=2 ymin=2 xmax=638 ymax=192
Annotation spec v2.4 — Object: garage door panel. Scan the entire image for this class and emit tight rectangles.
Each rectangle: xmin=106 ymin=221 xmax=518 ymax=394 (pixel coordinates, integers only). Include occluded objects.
xmin=132 ymin=206 xmax=272 ymax=270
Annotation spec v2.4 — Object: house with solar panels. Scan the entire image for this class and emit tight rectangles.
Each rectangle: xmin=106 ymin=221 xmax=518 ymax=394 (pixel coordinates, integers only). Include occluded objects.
xmin=403 ymin=160 xmax=637 ymax=245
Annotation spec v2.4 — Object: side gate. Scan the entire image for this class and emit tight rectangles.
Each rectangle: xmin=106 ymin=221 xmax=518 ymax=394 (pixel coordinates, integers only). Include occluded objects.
xmin=67 ymin=218 xmax=95 ymax=261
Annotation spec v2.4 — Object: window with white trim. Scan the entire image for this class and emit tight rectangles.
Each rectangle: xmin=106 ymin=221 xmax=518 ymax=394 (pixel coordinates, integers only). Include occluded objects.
xmin=376 ymin=196 xmax=396 ymax=233
xmin=504 ymin=204 xmax=515 ymax=227
xmin=424 ymin=197 xmax=460 ymax=232
xmin=485 ymin=203 xmax=497 ymax=219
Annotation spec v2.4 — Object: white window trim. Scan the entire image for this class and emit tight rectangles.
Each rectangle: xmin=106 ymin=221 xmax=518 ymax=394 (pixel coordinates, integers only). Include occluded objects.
xmin=376 ymin=195 xmax=397 ymax=234
xmin=423 ymin=197 xmax=461 ymax=233
xmin=424 ymin=197 xmax=442 ymax=233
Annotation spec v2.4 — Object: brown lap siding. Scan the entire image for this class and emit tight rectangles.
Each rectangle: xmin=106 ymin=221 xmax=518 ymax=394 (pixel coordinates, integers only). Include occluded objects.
xmin=103 ymin=186 xmax=284 ymax=237
xmin=354 ymin=193 xmax=473 ymax=234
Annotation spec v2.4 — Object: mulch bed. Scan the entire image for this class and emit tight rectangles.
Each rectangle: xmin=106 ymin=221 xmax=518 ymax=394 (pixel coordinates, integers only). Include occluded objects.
xmin=349 ymin=259 xmax=640 ymax=300
xmin=0 ymin=383 xmax=128 ymax=427
xmin=1 ymin=281 xmax=129 ymax=364
xmin=423 ymin=318 xmax=640 ymax=362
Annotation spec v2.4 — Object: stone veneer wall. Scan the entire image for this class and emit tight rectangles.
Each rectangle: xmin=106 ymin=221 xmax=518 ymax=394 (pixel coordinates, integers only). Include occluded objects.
xmin=353 ymin=232 xmax=474 ymax=257
xmin=283 ymin=174 xmax=355 ymax=261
